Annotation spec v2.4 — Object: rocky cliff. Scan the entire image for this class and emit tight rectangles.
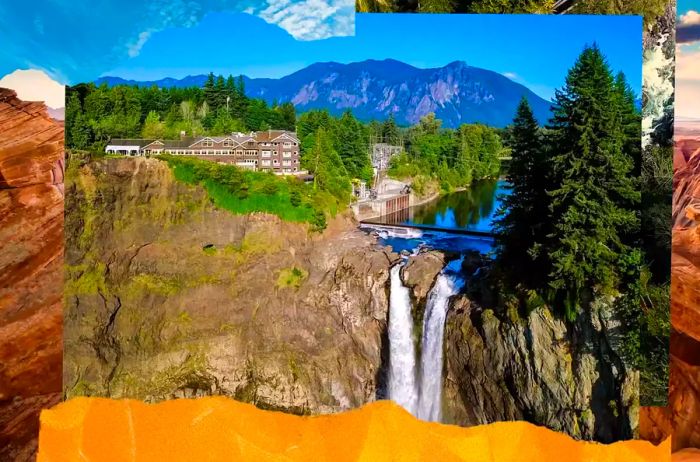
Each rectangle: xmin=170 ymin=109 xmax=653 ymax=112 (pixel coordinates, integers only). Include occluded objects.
xmin=65 ymin=156 xmax=641 ymax=442
xmin=0 ymin=89 xmax=64 ymax=461
xmin=64 ymin=156 xmax=404 ymax=414
xmin=441 ymin=294 xmax=638 ymax=443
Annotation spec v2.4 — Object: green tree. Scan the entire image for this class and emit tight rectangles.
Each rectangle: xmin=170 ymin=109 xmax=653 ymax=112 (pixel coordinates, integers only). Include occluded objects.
xmin=276 ymin=102 xmax=297 ymax=132
xmin=495 ymin=98 xmax=549 ymax=289
xmin=203 ymin=72 xmax=216 ymax=109
xmin=310 ymin=127 xmax=352 ymax=201
xmin=544 ymin=44 xmax=640 ymax=320
xmin=142 ymin=110 xmax=165 ymax=139
xmin=333 ymin=111 xmax=373 ymax=181
xmin=66 ymin=91 xmax=92 ymax=149
xmin=381 ymin=113 xmax=401 ymax=145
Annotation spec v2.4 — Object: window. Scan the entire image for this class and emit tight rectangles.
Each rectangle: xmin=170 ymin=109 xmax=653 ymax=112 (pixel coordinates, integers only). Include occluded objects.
xmin=283 ymin=142 xmax=292 ymax=147
xmin=283 ymin=152 xmax=292 ymax=158
xmin=223 ymin=140 xmax=232 ymax=147
xmin=262 ymin=151 xmax=271 ymax=158
xmin=203 ymin=140 xmax=213 ymax=147
xmin=282 ymin=160 xmax=291 ymax=166
xmin=262 ymin=160 xmax=271 ymax=166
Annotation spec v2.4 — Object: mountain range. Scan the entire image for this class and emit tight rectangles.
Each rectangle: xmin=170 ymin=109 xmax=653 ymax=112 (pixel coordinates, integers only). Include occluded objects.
xmin=96 ymin=59 xmax=554 ymax=128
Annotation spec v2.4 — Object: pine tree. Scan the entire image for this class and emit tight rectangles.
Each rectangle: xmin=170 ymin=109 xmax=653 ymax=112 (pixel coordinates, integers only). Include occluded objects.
xmin=494 ymin=97 xmax=549 ymax=289
xmin=66 ymin=91 xmax=92 ymax=149
xmin=311 ymin=127 xmax=352 ymax=201
xmin=382 ymin=113 xmax=400 ymax=145
xmin=203 ymin=72 xmax=216 ymax=109
xmin=544 ymin=44 xmax=640 ymax=320
xmin=225 ymin=75 xmax=236 ymax=112
xmin=334 ymin=111 xmax=372 ymax=181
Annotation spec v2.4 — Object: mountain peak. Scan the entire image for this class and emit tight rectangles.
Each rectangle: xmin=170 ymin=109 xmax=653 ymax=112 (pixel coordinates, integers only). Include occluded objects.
xmin=446 ymin=60 xmax=468 ymax=69
xmin=95 ymin=59 xmax=553 ymax=128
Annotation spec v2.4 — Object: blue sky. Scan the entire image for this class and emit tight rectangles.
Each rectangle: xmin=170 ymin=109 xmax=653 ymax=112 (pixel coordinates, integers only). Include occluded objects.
xmin=105 ymin=13 xmax=642 ymax=101
xmin=0 ymin=0 xmax=354 ymax=84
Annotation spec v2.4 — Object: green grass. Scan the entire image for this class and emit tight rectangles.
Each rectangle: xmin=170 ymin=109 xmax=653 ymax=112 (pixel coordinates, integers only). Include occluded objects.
xmin=276 ymin=267 xmax=308 ymax=289
xmin=161 ymin=155 xmax=336 ymax=230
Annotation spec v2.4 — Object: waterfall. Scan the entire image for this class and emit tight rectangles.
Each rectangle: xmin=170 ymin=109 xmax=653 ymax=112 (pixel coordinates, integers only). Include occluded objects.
xmin=387 ymin=258 xmax=464 ymax=421
xmin=387 ymin=263 xmax=418 ymax=414
xmin=416 ymin=263 xmax=463 ymax=422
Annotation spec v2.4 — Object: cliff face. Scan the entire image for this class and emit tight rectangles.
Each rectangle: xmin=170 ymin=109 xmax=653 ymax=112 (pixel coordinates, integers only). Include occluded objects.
xmin=64 ymin=156 xmax=397 ymax=413
xmin=0 ymin=89 xmax=64 ymax=460
xmin=442 ymin=296 xmax=637 ymax=443
xmin=65 ymin=156 xmax=640 ymax=442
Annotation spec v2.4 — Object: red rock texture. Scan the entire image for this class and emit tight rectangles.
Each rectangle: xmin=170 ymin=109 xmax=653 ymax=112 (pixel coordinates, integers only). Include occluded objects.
xmin=0 ymin=88 xmax=64 ymax=461
xmin=640 ymin=139 xmax=700 ymax=454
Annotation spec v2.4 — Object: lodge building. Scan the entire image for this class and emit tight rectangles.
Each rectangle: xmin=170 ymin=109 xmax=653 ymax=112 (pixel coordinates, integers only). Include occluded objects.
xmin=105 ymin=130 xmax=301 ymax=174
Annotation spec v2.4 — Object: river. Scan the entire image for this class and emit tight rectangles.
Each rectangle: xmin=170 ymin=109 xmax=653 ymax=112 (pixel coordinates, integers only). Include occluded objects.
xmin=374 ymin=179 xmax=510 ymax=253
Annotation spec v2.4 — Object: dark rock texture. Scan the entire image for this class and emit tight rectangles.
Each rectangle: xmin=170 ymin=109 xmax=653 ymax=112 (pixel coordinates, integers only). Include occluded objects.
xmin=442 ymin=295 xmax=637 ymax=443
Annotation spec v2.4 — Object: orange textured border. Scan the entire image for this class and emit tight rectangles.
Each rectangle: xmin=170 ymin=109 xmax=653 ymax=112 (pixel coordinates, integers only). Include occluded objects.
xmin=38 ymin=397 xmax=671 ymax=461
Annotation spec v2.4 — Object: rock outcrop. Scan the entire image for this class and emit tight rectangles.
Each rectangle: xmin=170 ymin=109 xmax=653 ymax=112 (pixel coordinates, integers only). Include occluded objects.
xmin=442 ymin=296 xmax=637 ymax=443
xmin=64 ymin=156 xmax=399 ymax=414
xmin=0 ymin=88 xmax=64 ymax=460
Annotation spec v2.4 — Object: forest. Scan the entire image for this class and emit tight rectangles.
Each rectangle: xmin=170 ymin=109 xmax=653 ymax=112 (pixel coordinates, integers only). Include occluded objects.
xmin=492 ymin=45 xmax=668 ymax=405
xmin=356 ymin=0 xmax=668 ymax=26
xmin=65 ymin=77 xmax=507 ymax=230
xmin=387 ymin=113 xmax=503 ymax=194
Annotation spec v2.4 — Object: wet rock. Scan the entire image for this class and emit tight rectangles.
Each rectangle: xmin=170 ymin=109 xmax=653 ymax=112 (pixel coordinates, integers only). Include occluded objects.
xmin=401 ymin=251 xmax=444 ymax=303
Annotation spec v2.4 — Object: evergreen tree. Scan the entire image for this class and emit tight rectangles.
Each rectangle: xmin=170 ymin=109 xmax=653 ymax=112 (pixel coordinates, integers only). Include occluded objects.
xmin=382 ymin=113 xmax=400 ymax=145
xmin=310 ymin=127 xmax=352 ymax=201
xmin=203 ymin=72 xmax=216 ymax=109
xmin=494 ymin=97 xmax=549 ymax=289
xmin=214 ymin=75 xmax=226 ymax=110
xmin=334 ymin=111 xmax=372 ymax=181
xmin=276 ymin=102 xmax=297 ymax=132
xmin=66 ymin=91 xmax=92 ymax=149
xmin=544 ymin=44 xmax=640 ymax=320
xmin=613 ymin=72 xmax=642 ymax=177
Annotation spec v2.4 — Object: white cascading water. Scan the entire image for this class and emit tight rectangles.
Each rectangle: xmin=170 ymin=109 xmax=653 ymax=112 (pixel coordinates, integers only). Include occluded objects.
xmin=416 ymin=263 xmax=463 ymax=422
xmin=387 ymin=263 xmax=419 ymax=414
xmin=387 ymin=257 xmax=464 ymax=421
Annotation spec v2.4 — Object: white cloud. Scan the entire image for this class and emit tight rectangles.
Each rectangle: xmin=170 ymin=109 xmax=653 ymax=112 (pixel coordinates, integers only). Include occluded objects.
xmin=503 ymin=72 xmax=518 ymax=80
xmin=0 ymin=69 xmax=65 ymax=109
xmin=128 ymin=31 xmax=153 ymax=57
xmin=257 ymin=0 xmax=352 ymax=40
xmin=680 ymin=10 xmax=700 ymax=26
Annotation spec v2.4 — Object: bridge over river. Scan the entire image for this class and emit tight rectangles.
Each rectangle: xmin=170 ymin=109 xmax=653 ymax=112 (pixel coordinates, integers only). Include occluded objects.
xmin=358 ymin=179 xmax=509 ymax=252
xmin=360 ymin=221 xmax=496 ymax=238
